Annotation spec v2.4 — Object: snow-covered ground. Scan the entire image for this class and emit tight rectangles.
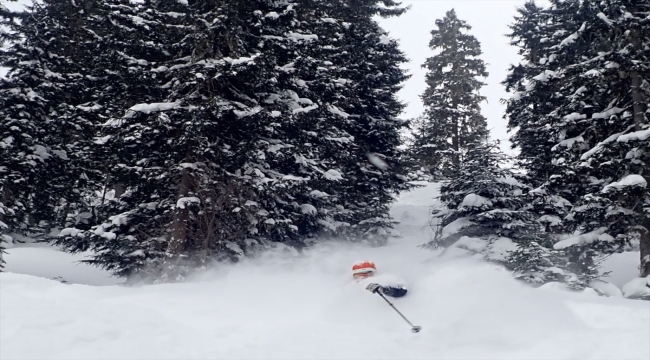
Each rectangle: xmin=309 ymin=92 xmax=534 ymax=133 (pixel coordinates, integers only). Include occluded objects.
xmin=2 ymin=243 xmax=123 ymax=286
xmin=2 ymin=183 xmax=649 ymax=360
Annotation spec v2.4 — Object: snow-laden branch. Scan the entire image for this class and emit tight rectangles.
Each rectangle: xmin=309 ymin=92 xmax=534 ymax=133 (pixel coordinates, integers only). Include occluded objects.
xmin=602 ymin=174 xmax=647 ymax=193
xmin=553 ymin=227 xmax=613 ymax=250
xmin=129 ymin=102 xmax=181 ymax=114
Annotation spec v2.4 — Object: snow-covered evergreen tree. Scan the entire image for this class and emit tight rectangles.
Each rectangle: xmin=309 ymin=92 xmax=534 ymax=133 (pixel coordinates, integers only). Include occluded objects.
xmin=0 ymin=0 xmax=20 ymax=272
xmin=288 ymin=0 xmax=412 ymax=244
xmin=401 ymin=115 xmax=433 ymax=181
xmin=425 ymin=141 xmax=587 ymax=287
xmin=553 ymin=0 xmax=650 ymax=279
xmin=54 ymin=0 xmax=270 ymax=279
xmin=500 ymin=4 xmax=588 ymax=282
xmin=425 ymin=141 xmax=529 ymax=252
xmin=0 ymin=0 xmax=24 ymax=49
xmin=503 ymin=0 xmax=650 ymax=284
xmin=502 ymin=1 xmax=572 ymax=184
xmin=52 ymin=0 xmax=411 ymax=279
xmin=51 ymin=0 xmax=204 ymax=278
xmin=410 ymin=9 xmax=488 ymax=178
xmin=0 ymin=0 xmax=112 ymax=243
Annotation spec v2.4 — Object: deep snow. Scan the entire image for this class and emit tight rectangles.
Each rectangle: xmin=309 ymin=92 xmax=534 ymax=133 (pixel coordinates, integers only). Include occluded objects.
xmin=2 ymin=183 xmax=649 ymax=360
xmin=2 ymin=243 xmax=123 ymax=286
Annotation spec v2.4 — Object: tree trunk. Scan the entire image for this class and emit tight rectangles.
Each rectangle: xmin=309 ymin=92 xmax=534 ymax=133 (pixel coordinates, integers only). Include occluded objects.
xmin=640 ymin=220 xmax=650 ymax=277
xmin=451 ymin=109 xmax=460 ymax=170
xmin=450 ymin=19 xmax=460 ymax=173
xmin=0 ymin=185 xmax=12 ymax=233
xmin=629 ymin=20 xmax=648 ymax=277
xmin=450 ymin=82 xmax=460 ymax=172
xmin=167 ymin=169 xmax=193 ymax=257
xmin=114 ymin=182 xmax=125 ymax=198
xmin=631 ymin=70 xmax=649 ymax=277
xmin=630 ymin=70 xmax=645 ymax=132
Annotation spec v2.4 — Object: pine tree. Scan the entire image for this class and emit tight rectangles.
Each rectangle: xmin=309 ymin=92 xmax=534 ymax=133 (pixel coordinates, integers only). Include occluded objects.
xmin=0 ymin=0 xmax=113 ymax=244
xmin=49 ymin=0 xmax=411 ymax=280
xmin=503 ymin=0 xmax=650 ymax=284
xmin=0 ymin=0 xmax=20 ymax=272
xmin=554 ymin=0 xmax=650 ymax=279
xmin=401 ymin=115 xmax=432 ymax=181
xmin=502 ymin=1 xmax=575 ymax=185
xmin=286 ymin=0 xmax=412 ymax=244
xmin=409 ymin=113 xmax=449 ymax=180
xmin=411 ymin=9 xmax=489 ymax=178
xmin=425 ymin=141 xmax=528 ymax=252
xmin=54 ymin=0 xmax=267 ymax=279
xmin=425 ymin=141 xmax=586 ymax=287
xmin=501 ymin=3 xmax=586 ymax=282
xmin=0 ymin=1 xmax=24 ymax=50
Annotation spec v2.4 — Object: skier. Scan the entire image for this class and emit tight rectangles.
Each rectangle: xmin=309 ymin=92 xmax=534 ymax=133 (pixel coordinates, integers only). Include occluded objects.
xmin=352 ymin=260 xmax=408 ymax=298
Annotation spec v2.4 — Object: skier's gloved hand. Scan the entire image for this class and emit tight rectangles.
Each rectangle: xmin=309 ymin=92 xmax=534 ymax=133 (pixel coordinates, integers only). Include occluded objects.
xmin=366 ymin=283 xmax=382 ymax=293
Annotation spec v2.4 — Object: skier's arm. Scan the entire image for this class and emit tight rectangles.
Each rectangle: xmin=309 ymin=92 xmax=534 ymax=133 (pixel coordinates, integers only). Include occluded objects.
xmin=380 ymin=285 xmax=407 ymax=298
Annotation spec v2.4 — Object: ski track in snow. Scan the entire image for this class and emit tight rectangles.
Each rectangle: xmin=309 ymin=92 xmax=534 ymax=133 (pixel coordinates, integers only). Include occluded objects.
xmin=2 ymin=183 xmax=649 ymax=360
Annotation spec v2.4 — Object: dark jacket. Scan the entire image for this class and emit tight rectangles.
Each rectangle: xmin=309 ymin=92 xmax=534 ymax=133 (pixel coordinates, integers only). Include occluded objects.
xmin=358 ymin=273 xmax=408 ymax=298
xmin=379 ymin=285 xmax=408 ymax=298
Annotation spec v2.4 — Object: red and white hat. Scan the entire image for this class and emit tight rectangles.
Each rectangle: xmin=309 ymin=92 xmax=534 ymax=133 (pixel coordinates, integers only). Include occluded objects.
xmin=352 ymin=260 xmax=377 ymax=275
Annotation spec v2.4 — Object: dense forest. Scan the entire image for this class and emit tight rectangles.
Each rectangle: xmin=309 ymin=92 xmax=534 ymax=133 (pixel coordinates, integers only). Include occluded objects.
xmin=1 ymin=0 xmax=648 ymax=295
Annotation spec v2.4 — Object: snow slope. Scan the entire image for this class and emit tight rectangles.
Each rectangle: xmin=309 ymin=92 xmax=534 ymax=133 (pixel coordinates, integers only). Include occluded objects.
xmin=2 ymin=243 xmax=123 ymax=286
xmin=2 ymin=183 xmax=649 ymax=360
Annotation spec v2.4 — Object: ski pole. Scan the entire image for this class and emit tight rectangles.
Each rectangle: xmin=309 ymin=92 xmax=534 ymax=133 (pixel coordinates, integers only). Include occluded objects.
xmin=375 ymin=291 xmax=421 ymax=333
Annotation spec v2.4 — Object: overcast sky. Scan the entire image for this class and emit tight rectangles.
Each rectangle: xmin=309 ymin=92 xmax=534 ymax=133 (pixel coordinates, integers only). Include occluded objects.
xmin=377 ymin=0 xmax=550 ymax=154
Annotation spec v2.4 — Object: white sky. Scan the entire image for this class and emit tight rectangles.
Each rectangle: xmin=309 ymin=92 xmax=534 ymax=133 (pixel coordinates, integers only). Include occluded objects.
xmin=377 ymin=0 xmax=549 ymax=154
